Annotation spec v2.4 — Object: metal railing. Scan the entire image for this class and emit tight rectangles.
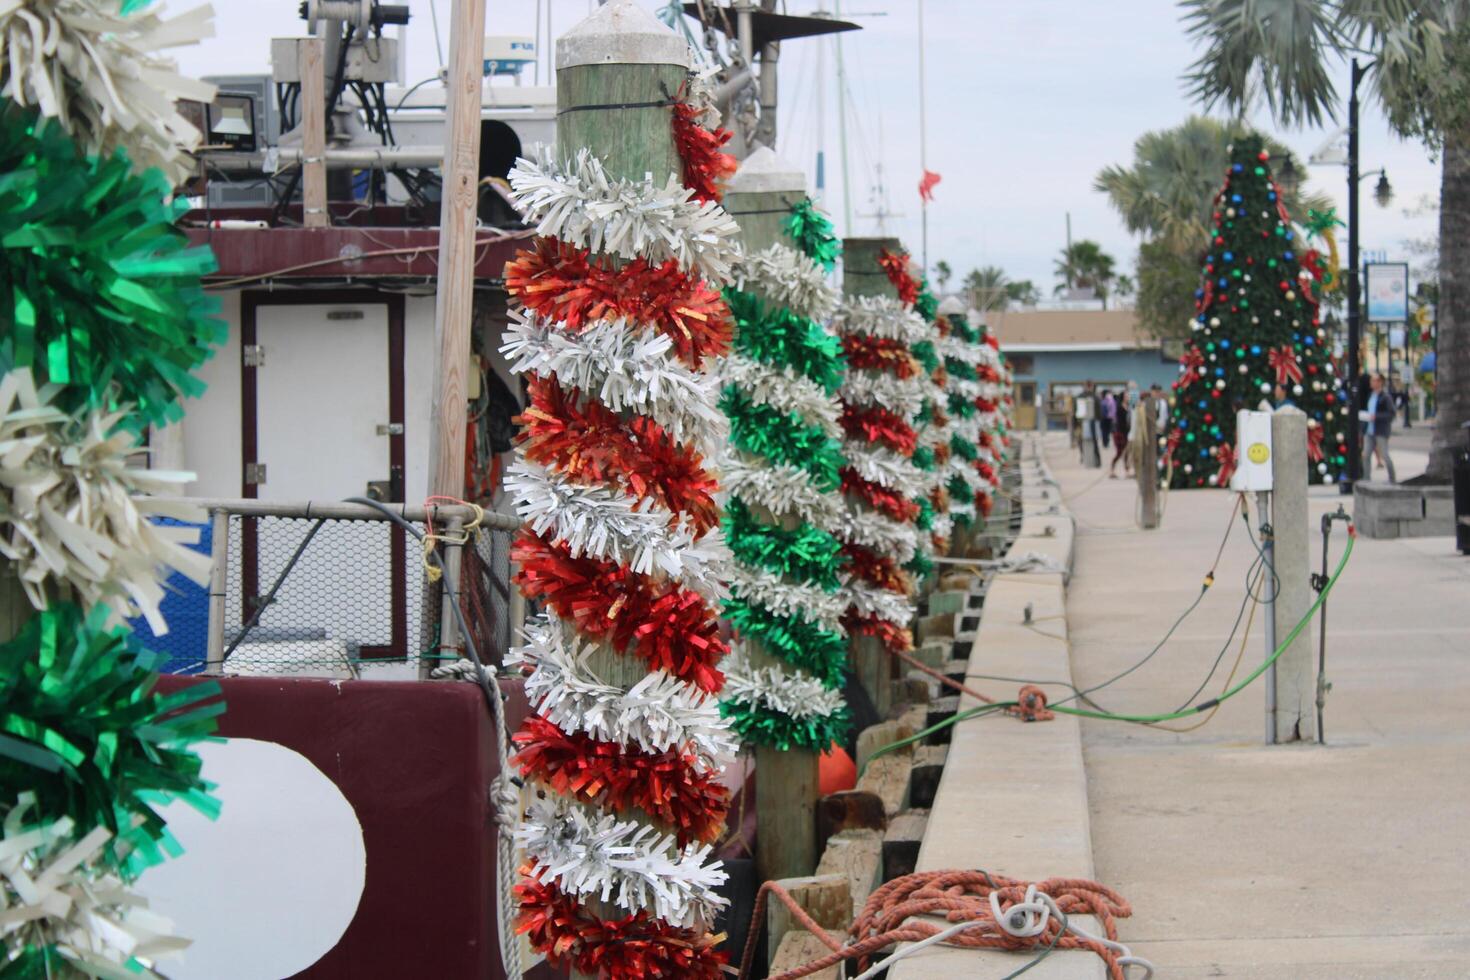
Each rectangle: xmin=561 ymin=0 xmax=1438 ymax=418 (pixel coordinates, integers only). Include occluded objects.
xmin=157 ymin=498 xmax=521 ymax=679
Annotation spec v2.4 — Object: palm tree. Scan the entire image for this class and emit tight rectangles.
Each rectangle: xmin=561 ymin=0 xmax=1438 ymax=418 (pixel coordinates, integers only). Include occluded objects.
xmin=935 ymin=260 xmax=953 ymax=292
xmin=1054 ymin=240 xmax=1118 ymax=308
xmin=1179 ymin=0 xmax=1468 ymax=482
xmin=1006 ymin=280 xmax=1041 ymax=307
xmin=964 ymin=266 xmax=1011 ymax=312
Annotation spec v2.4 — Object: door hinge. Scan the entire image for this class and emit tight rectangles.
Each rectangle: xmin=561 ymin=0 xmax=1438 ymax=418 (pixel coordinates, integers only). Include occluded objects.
xmin=376 ymin=422 xmax=405 ymax=436
xmin=243 ymin=344 xmax=265 ymax=367
xmin=244 ymin=462 xmax=267 ymax=485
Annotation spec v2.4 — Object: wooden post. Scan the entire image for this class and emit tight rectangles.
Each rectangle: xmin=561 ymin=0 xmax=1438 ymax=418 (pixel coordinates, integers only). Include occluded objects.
xmin=426 ymin=0 xmax=487 ymax=500
xmin=1269 ymin=408 xmax=1316 ymax=742
xmin=298 ymin=37 xmax=329 ymax=229
xmin=1137 ymin=399 xmax=1159 ymax=529
xmin=726 ymin=148 xmax=821 ymax=884
xmin=553 ymin=7 xmax=691 ymax=977
xmin=843 ymin=236 xmax=903 ymax=720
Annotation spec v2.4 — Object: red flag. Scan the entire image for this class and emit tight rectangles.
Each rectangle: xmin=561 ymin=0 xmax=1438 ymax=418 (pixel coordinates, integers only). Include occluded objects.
xmin=918 ymin=169 xmax=942 ymax=202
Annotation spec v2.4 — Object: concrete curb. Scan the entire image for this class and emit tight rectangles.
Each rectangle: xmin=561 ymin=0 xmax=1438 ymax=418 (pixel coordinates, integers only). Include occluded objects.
xmin=890 ymin=435 xmax=1103 ymax=980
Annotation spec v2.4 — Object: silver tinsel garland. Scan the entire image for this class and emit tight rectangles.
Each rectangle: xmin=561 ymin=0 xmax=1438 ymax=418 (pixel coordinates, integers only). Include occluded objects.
xmin=716 ymin=354 xmax=843 ymax=440
xmin=718 ymin=459 xmax=846 ymax=537
xmin=833 ymin=295 xmax=929 ymax=345
xmin=720 ymin=650 xmax=847 ymax=722
xmin=843 ymin=442 xmax=928 ymax=491
xmin=738 ymin=243 xmax=837 ymax=321
xmin=726 ymin=563 xmax=845 ymax=636
xmin=837 ymin=369 xmax=929 ymax=419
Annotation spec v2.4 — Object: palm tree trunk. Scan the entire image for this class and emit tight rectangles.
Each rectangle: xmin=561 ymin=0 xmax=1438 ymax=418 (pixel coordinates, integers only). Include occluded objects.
xmin=1428 ymin=121 xmax=1470 ymax=482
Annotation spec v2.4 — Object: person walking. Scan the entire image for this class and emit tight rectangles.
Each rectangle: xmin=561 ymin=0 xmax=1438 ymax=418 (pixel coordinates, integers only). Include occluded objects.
xmin=1099 ymin=388 xmax=1117 ymax=451
xmin=1363 ymin=373 xmax=1397 ymax=483
xmin=1109 ymin=392 xmax=1132 ymax=478
xmin=1150 ymin=384 xmax=1169 ymax=433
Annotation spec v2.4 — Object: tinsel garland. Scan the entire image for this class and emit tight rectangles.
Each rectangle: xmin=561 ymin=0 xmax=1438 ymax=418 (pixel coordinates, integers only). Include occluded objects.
xmin=0 ymin=369 xmax=211 ymax=631
xmin=905 ymin=547 xmax=935 ymax=578
xmin=834 ymin=296 xmax=929 ymax=345
xmin=670 ymin=100 xmax=736 ymax=206
xmin=0 ymin=104 xmax=223 ymax=428
xmin=515 ymin=872 xmax=727 ymax=980
xmin=948 ymin=391 xmax=978 ymax=419
xmin=950 ymin=435 xmax=979 ymax=461
xmin=843 ymin=442 xmax=928 ymax=491
xmin=841 ymin=335 xmax=922 ymax=377
xmin=836 ymin=508 xmax=920 ymax=566
xmin=502 ymin=312 xmax=727 ymax=456
xmin=722 ymin=498 xmax=844 ymax=592
xmin=877 ymin=250 xmax=920 ymax=306
xmin=0 ymin=792 xmax=187 ymax=978
xmin=503 ymin=237 xmax=731 ymax=369
xmin=507 ymin=614 xmax=736 ymax=771
xmin=0 ymin=605 xmax=220 ymax=875
xmin=937 ymin=334 xmax=986 ymax=367
xmin=841 ymin=543 xmax=912 ymax=596
xmin=839 ymin=579 xmax=918 ymax=629
xmin=740 ymin=243 xmax=837 ymax=321
xmin=717 ymin=355 xmax=842 ymax=441
xmin=719 ymin=597 xmax=847 ymax=688
xmin=513 ymin=532 xmax=727 ymax=694
xmin=723 ymin=288 xmax=844 ymax=392
xmin=726 ymin=564 xmax=846 ymax=636
xmin=515 ymin=796 xmax=726 ymax=929
xmin=842 ymin=612 xmax=914 ymax=654
xmin=911 ymin=339 xmax=940 ymax=375
xmin=718 ymin=654 xmax=849 ymax=752
xmin=721 ymin=387 xmax=844 ymax=490
xmin=718 ymin=458 xmax=845 ymax=534
xmin=508 ymin=147 xmax=743 ymax=285
xmin=784 ymin=198 xmax=840 ymax=272
xmin=512 ymin=716 xmax=729 ymax=847
xmin=519 ymin=376 xmax=720 ymax=535
xmin=914 ymin=496 xmax=935 ymax=531
xmin=507 ymin=461 xmax=729 ymax=601
xmin=837 ymin=369 xmax=928 ymax=418
xmin=0 ymin=1 xmax=216 ymax=184
xmin=911 ymin=446 xmax=936 ymax=471
xmin=840 ymin=469 xmax=920 ymax=522
xmin=839 ymin=404 xmax=917 ymax=455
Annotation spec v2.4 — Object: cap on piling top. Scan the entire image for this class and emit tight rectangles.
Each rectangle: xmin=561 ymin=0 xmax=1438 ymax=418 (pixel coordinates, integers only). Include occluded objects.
xmin=557 ymin=0 xmax=691 ymax=70
xmin=937 ymin=296 xmax=966 ymax=316
xmin=726 ymin=146 xmax=807 ymax=195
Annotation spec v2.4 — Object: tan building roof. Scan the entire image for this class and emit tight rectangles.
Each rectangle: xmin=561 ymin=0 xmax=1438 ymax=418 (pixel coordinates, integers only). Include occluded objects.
xmin=986 ymin=309 xmax=1153 ymax=351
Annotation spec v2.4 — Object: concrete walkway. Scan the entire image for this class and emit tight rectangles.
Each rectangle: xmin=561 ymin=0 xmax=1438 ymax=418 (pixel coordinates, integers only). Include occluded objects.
xmin=1048 ymin=429 xmax=1470 ymax=978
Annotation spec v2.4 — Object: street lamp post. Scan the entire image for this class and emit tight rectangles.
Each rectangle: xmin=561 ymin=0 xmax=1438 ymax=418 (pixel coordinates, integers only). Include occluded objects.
xmin=1345 ymin=57 xmax=1365 ymax=492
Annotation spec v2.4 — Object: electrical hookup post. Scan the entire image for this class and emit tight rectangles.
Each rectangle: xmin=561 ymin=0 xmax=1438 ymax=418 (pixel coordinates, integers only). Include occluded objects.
xmin=1232 ymin=408 xmax=1316 ymax=743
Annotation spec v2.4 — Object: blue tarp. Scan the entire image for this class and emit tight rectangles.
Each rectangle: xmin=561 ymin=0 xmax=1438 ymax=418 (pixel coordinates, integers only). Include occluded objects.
xmin=127 ymin=518 xmax=211 ymax=674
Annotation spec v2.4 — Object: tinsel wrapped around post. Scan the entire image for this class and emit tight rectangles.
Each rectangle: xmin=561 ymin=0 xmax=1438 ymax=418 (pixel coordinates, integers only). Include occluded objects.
xmin=934 ymin=297 xmax=985 ymax=536
xmin=502 ymin=6 xmax=738 ymax=976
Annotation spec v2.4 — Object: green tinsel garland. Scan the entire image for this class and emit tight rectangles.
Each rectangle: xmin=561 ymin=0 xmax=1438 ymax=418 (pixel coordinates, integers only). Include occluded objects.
xmin=911 ymin=339 xmax=939 ymax=375
xmin=915 ymin=280 xmax=939 ymax=322
xmin=948 ymin=392 xmax=977 ymax=419
xmin=724 ymin=289 xmax=846 ymax=394
xmin=722 ymin=386 xmax=845 ymax=490
xmin=948 ymin=473 xmax=973 ymax=500
xmin=784 ymin=198 xmax=841 ymax=272
xmin=950 ymin=435 xmax=978 ymax=461
xmin=905 ymin=547 xmax=935 ymax=577
xmin=914 ymin=496 xmax=935 ymax=531
xmin=945 ymin=357 xmax=977 ymax=381
xmin=724 ymin=498 xmax=845 ymax=591
xmin=721 ymin=598 xmax=848 ymax=687
xmin=720 ymin=700 xmax=850 ymax=753
xmin=949 ymin=315 xmax=980 ymax=344
xmin=911 ymin=446 xmax=935 ymax=471
xmin=0 ymin=604 xmax=222 ymax=877
xmin=952 ymin=511 xmax=974 ymax=529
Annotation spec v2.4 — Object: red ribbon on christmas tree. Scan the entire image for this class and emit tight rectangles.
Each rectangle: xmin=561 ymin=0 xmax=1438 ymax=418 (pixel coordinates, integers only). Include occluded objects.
xmin=1269 ymin=345 xmax=1304 ymax=386
xmin=1177 ymin=347 xmax=1205 ymax=389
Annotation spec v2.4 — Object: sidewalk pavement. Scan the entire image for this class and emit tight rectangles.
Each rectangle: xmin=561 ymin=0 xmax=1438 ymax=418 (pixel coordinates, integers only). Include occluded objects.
xmin=1045 ymin=430 xmax=1470 ymax=978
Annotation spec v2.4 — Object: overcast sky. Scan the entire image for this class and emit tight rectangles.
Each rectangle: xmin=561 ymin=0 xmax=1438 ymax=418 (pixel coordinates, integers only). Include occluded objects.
xmin=173 ymin=0 xmax=1440 ymax=294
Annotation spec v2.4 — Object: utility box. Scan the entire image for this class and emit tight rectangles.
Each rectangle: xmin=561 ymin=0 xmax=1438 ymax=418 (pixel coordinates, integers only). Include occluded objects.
xmin=1232 ymin=410 xmax=1275 ymax=492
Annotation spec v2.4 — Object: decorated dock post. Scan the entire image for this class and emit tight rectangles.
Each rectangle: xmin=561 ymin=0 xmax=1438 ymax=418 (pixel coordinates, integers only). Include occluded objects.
xmin=720 ymin=148 xmax=849 ymax=883
xmin=501 ymin=2 xmax=741 ymax=977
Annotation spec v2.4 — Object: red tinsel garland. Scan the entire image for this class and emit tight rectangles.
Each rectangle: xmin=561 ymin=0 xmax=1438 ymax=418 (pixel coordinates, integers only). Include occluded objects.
xmin=840 ymin=542 xmax=913 ymax=595
xmin=516 ymin=871 xmax=728 ymax=979
xmin=513 ymin=716 xmax=730 ymax=845
xmin=670 ymin=100 xmax=737 ymax=204
xmin=840 ymin=404 xmax=918 ymax=454
xmin=840 ymin=468 xmax=921 ymax=523
xmin=976 ymin=491 xmax=993 ymax=517
xmin=842 ymin=611 xmax=914 ymax=654
xmin=975 ymin=397 xmax=999 ymax=414
xmin=841 ymin=335 xmax=921 ymax=378
xmin=513 ymin=531 xmax=727 ymax=692
xmin=519 ymin=376 xmax=720 ymax=534
xmin=975 ymin=460 xmax=996 ymax=484
xmin=505 ymin=238 xmax=732 ymax=368
xmin=877 ymin=248 xmax=920 ymax=306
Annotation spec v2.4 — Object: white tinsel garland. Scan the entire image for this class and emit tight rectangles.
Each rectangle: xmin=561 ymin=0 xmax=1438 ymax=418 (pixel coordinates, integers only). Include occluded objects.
xmin=726 ymin=564 xmax=845 ymax=636
xmin=948 ymin=414 xmax=984 ymax=443
xmin=0 ymin=369 xmax=210 ymax=634
xmin=833 ymin=295 xmax=929 ymax=345
xmin=844 ymin=442 xmax=928 ymax=491
xmin=720 ymin=651 xmax=847 ymax=721
xmin=516 ymin=796 xmax=727 ymax=930
xmin=684 ymin=64 xmax=723 ymax=129
xmin=930 ymin=512 xmax=954 ymax=541
xmin=837 ymin=369 xmax=928 ymax=418
xmin=946 ymin=458 xmax=990 ymax=494
xmin=950 ymin=376 xmax=1007 ymax=403
xmin=508 ymin=461 xmax=730 ymax=602
xmin=839 ymin=579 xmax=915 ymax=628
xmin=936 ymin=335 xmax=987 ymax=367
xmin=507 ymin=615 xmax=736 ymax=770
xmin=509 ymin=146 xmax=742 ymax=286
xmin=739 ymin=243 xmax=837 ymax=321
xmin=720 ymin=459 xmax=846 ymax=534
xmin=0 ymin=0 xmax=217 ymax=184
xmin=0 ymin=792 xmax=188 ymax=977
xmin=717 ymin=354 xmax=842 ymax=440
xmin=834 ymin=508 xmax=920 ymax=566
xmin=502 ymin=311 xmax=727 ymax=455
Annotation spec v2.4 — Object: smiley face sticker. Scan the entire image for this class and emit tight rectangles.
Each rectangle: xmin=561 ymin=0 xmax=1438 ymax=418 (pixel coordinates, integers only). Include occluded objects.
xmin=1247 ymin=441 xmax=1270 ymax=465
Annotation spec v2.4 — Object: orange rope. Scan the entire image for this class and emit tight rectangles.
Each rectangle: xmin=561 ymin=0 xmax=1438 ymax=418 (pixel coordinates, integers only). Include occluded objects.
xmin=742 ymin=869 xmax=1135 ymax=980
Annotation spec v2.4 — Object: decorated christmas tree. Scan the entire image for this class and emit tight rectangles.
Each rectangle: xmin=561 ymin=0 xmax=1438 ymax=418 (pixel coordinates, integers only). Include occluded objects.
xmin=934 ymin=299 xmax=990 ymax=533
xmin=0 ymin=1 xmax=224 ymax=972
xmin=1167 ymin=135 xmax=1348 ymax=488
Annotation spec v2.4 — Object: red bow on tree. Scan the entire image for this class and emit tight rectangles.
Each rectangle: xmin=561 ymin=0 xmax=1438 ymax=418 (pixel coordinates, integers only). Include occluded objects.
xmin=1307 ymin=423 xmax=1325 ymax=463
xmin=1197 ymin=278 xmax=1214 ymax=313
xmin=1177 ymin=347 xmax=1205 ymax=389
xmin=1268 ymin=345 xmax=1303 ymax=386
xmin=1215 ymin=443 xmax=1237 ymax=487
xmin=1162 ymin=429 xmax=1181 ymax=469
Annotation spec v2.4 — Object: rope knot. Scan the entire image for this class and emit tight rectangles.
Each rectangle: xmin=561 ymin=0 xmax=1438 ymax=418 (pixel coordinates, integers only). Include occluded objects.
xmin=1008 ymin=685 xmax=1055 ymax=722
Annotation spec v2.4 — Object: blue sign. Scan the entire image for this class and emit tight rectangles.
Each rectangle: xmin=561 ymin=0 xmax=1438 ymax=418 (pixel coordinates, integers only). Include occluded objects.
xmin=1365 ymin=262 xmax=1409 ymax=323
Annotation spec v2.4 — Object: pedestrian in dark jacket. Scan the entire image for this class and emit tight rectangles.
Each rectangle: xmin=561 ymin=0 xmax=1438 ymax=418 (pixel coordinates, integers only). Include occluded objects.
xmin=1363 ymin=373 xmax=1397 ymax=482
